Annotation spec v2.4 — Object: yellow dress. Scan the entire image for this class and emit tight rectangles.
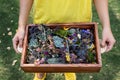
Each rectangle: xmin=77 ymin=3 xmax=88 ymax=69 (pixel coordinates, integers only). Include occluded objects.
xmin=33 ymin=0 xmax=92 ymax=80
xmin=33 ymin=0 xmax=92 ymax=24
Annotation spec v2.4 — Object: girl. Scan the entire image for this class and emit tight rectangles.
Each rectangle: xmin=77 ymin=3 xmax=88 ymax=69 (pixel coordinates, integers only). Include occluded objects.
xmin=13 ymin=0 xmax=115 ymax=80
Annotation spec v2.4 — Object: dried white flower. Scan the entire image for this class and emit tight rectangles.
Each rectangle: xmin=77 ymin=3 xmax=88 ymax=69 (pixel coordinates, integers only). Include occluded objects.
xmin=7 ymin=28 xmax=11 ymax=31
xmin=7 ymin=47 xmax=11 ymax=50
xmin=8 ymin=32 xmax=12 ymax=36
xmin=12 ymin=60 xmax=17 ymax=66
xmin=89 ymin=75 xmax=93 ymax=79
xmin=3 ymin=33 xmax=5 ymax=36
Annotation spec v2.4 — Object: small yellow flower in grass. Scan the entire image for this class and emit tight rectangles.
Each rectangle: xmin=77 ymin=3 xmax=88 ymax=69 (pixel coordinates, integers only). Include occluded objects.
xmin=8 ymin=31 xmax=12 ymax=36
xmin=63 ymin=26 xmax=69 ymax=30
xmin=7 ymin=47 xmax=11 ymax=50
xmin=66 ymin=53 xmax=70 ymax=62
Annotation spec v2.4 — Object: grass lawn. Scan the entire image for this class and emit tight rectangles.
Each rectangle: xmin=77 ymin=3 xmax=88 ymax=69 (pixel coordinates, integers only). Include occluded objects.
xmin=0 ymin=0 xmax=120 ymax=80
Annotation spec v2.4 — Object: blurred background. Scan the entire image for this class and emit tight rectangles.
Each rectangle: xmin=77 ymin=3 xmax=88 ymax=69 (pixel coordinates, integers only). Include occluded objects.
xmin=0 ymin=0 xmax=120 ymax=80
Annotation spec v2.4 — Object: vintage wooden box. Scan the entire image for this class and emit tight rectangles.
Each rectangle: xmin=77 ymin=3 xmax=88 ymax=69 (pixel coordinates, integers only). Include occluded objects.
xmin=21 ymin=22 xmax=102 ymax=73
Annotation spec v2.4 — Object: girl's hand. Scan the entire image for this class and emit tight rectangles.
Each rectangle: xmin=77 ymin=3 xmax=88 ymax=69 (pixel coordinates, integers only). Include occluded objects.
xmin=12 ymin=26 xmax=25 ymax=53
xmin=101 ymin=27 xmax=116 ymax=52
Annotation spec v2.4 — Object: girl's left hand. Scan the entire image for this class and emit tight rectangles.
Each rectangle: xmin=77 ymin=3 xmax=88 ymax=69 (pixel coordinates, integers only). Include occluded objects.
xmin=101 ymin=27 xmax=116 ymax=52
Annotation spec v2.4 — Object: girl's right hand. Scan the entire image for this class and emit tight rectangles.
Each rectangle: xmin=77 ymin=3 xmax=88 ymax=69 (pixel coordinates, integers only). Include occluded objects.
xmin=12 ymin=26 xmax=25 ymax=53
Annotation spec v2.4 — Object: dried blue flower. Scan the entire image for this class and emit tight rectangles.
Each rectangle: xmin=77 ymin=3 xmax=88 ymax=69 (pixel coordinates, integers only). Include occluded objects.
xmin=53 ymin=36 xmax=65 ymax=48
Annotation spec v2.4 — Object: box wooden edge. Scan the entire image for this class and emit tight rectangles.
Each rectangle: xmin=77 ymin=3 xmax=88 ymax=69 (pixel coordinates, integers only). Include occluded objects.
xmin=20 ymin=22 xmax=102 ymax=72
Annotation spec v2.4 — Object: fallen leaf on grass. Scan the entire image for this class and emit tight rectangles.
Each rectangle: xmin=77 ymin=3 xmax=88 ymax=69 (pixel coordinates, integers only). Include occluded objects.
xmin=105 ymin=64 xmax=109 ymax=66
xmin=89 ymin=75 xmax=93 ymax=79
xmin=8 ymin=31 xmax=12 ymax=36
xmin=11 ymin=7 xmax=14 ymax=10
xmin=11 ymin=20 xmax=13 ymax=23
xmin=7 ymin=28 xmax=11 ymax=31
xmin=18 ymin=67 xmax=21 ymax=71
xmin=7 ymin=47 xmax=11 ymax=50
xmin=12 ymin=60 xmax=17 ymax=66
xmin=3 ymin=33 xmax=5 ymax=36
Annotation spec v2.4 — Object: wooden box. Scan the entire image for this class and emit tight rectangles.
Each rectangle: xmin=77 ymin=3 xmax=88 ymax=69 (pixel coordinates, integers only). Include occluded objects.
xmin=21 ymin=22 xmax=102 ymax=73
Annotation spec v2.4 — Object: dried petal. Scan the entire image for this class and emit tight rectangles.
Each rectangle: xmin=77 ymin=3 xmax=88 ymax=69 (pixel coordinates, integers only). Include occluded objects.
xmin=7 ymin=47 xmax=11 ymax=50
xmin=8 ymin=32 xmax=12 ymax=36
xmin=89 ymin=76 xmax=93 ymax=79
xmin=7 ymin=28 xmax=11 ymax=31
xmin=11 ymin=20 xmax=14 ymax=23
xmin=66 ymin=53 xmax=70 ymax=62
xmin=3 ymin=33 xmax=5 ymax=36
xmin=12 ymin=60 xmax=17 ymax=66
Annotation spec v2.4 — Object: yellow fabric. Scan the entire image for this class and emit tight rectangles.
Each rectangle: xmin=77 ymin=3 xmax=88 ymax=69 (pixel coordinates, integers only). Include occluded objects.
xmin=33 ymin=73 xmax=46 ymax=80
xmin=33 ymin=73 xmax=76 ymax=80
xmin=64 ymin=73 xmax=76 ymax=80
xmin=33 ymin=1 xmax=91 ymax=80
xmin=33 ymin=0 xmax=92 ymax=24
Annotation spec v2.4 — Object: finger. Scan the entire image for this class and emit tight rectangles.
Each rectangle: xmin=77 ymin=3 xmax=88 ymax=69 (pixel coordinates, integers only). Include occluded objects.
xmin=106 ymin=42 xmax=114 ymax=52
xmin=18 ymin=38 xmax=23 ymax=48
xmin=12 ymin=38 xmax=19 ymax=53
xmin=101 ymin=39 xmax=106 ymax=47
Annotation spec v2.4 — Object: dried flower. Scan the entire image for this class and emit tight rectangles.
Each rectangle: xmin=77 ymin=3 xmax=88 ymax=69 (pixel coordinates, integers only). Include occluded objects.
xmin=0 ymin=40 xmax=1 ymax=43
xmin=12 ymin=60 xmax=17 ymax=66
xmin=7 ymin=28 xmax=11 ymax=31
xmin=11 ymin=20 xmax=14 ymax=23
xmin=66 ymin=53 xmax=70 ymax=62
xmin=8 ymin=31 xmax=12 ymax=36
xmin=89 ymin=76 xmax=93 ymax=79
xmin=7 ymin=47 xmax=11 ymax=50
xmin=3 ymin=33 xmax=5 ymax=36
xmin=63 ymin=26 xmax=69 ymax=30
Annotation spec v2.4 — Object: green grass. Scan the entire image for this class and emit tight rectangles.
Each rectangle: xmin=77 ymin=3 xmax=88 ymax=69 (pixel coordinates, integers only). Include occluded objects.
xmin=0 ymin=0 xmax=120 ymax=80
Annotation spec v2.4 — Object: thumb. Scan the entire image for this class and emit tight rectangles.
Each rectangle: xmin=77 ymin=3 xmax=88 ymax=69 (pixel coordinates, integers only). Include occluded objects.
xmin=18 ymin=38 xmax=23 ymax=48
xmin=101 ymin=39 xmax=106 ymax=48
